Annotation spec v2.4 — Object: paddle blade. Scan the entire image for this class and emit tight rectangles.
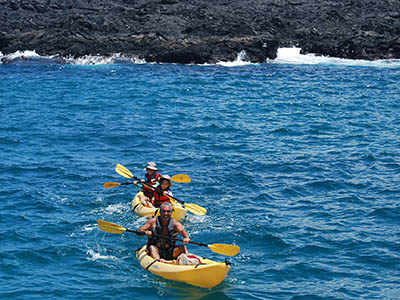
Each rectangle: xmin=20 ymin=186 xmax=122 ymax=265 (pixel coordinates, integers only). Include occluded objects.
xmin=115 ymin=164 xmax=133 ymax=179
xmin=103 ymin=182 xmax=121 ymax=188
xmin=171 ymin=174 xmax=191 ymax=183
xmin=185 ymin=203 xmax=207 ymax=216
xmin=208 ymin=244 xmax=240 ymax=256
xmin=97 ymin=220 xmax=127 ymax=234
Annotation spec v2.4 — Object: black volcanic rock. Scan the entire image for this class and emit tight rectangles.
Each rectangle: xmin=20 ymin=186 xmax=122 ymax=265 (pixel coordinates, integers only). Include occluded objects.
xmin=0 ymin=0 xmax=399 ymax=63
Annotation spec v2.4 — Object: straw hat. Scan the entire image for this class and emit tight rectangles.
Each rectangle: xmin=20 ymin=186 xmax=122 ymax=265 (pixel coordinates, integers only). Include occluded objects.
xmin=160 ymin=174 xmax=172 ymax=187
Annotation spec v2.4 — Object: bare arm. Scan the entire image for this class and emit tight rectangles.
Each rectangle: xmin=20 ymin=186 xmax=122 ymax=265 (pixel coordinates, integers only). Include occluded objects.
xmin=174 ymin=220 xmax=190 ymax=243
xmin=138 ymin=218 xmax=155 ymax=238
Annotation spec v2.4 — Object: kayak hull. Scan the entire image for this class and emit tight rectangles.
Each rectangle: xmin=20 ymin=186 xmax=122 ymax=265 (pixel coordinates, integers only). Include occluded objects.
xmin=136 ymin=245 xmax=231 ymax=288
xmin=132 ymin=191 xmax=187 ymax=221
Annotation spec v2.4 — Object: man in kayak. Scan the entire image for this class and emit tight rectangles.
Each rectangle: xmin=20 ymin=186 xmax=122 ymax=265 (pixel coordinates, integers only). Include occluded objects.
xmin=137 ymin=202 xmax=190 ymax=262
xmin=135 ymin=162 xmax=161 ymax=207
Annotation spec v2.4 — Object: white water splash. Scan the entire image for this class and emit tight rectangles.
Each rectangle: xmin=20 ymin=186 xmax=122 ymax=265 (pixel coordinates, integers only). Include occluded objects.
xmin=2 ymin=48 xmax=399 ymax=67
xmin=103 ymin=203 xmax=127 ymax=215
xmin=273 ymin=47 xmax=400 ymax=68
xmin=6 ymin=50 xmax=41 ymax=59
xmin=217 ymin=50 xmax=253 ymax=67
xmin=66 ymin=53 xmax=145 ymax=65
xmin=87 ymin=249 xmax=118 ymax=261
xmin=83 ymin=223 xmax=97 ymax=231
xmin=88 ymin=203 xmax=129 ymax=216
xmin=0 ymin=50 xmax=145 ymax=65
xmin=0 ymin=50 xmax=44 ymax=64
xmin=186 ymin=213 xmax=207 ymax=226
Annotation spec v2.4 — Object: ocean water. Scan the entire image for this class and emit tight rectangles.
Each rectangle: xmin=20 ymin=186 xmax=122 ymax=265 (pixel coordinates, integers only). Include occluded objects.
xmin=1 ymin=49 xmax=400 ymax=300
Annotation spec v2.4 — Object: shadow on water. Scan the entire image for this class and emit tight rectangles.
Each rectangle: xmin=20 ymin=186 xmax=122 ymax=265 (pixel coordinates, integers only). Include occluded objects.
xmin=154 ymin=280 xmax=235 ymax=300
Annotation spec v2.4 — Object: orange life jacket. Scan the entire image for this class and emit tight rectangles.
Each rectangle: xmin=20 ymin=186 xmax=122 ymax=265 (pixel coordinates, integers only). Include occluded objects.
xmin=152 ymin=189 xmax=172 ymax=208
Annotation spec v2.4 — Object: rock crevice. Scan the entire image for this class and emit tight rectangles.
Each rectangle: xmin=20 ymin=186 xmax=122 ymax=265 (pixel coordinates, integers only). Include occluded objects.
xmin=1 ymin=0 xmax=399 ymax=63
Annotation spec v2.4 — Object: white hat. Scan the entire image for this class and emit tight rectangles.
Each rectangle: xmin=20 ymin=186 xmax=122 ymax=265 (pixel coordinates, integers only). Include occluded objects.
xmin=144 ymin=162 xmax=158 ymax=171
xmin=160 ymin=174 xmax=172 ymax=187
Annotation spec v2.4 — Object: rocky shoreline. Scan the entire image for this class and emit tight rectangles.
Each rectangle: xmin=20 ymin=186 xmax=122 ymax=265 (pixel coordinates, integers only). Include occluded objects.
xmin=1 ymin=0 xmax=399 ymax=64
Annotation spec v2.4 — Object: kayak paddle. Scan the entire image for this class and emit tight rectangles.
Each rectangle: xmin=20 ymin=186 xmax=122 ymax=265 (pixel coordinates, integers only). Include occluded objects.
xmin=171 ymin=174 xmax=191 ymax=183
xmin=103 ymin=182 xmax=134 ymax=188
xmin=97 ymin=220 xmax=240 ymax=256
xmin=115 ymin=163 xmax=191 ymax=183
xmin=114 ymin=164 xmax=206 ymax=216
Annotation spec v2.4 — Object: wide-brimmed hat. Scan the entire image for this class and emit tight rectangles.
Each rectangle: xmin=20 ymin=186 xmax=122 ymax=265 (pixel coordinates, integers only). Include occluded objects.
xmin=144 ymin=162 xmax=158 ymax=171
xmin=160 ymin=174 xmax=172 ymax=187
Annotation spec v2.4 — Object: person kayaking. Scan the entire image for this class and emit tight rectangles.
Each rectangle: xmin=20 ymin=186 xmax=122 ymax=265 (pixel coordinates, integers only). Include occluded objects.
xmin=151 ymin=174 xmax=174 ymax=208
xmin=135 ymin=162 xmax=161 ymax=207
xmin=137 ymin=202 xmax=190 ymax=262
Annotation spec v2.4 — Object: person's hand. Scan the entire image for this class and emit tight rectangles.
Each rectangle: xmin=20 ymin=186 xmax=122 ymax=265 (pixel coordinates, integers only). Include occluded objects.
xmin=145 ymin=230 xmax=152 ymax=238
xmin=183 ymin=237 xmax=190 ymax=244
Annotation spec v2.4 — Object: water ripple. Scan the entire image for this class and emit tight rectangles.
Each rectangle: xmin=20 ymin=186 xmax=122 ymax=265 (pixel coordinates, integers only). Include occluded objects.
xmin=1 ymin=62 xmax=400 ymax=299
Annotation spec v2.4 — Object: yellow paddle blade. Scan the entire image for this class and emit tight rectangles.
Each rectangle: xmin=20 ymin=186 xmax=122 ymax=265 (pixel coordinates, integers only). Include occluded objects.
xmin=171 ymin=174 xmax=191 ymax=183
xmin=185 ymin=203 xmax=207 ymax=216
xmin=115 ymin=164 xmax=133 ymax=179
xmin=208 ymin=244 xmax=240 ymax=256
xmin=97 ymin=220 xmax=127 ymax=234
xmin=165 ymin=194 xmax=207 ymax=216
xmin=103 ymin=182 xmax=121 ymax=188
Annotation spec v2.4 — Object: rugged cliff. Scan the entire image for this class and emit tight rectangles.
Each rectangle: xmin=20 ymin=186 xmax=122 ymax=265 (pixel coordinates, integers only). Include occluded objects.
xmin=1 ymin=0 xmax=399 ymax=63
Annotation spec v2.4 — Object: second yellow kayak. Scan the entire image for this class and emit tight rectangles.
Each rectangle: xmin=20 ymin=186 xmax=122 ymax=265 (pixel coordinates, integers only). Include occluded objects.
xmin=131 ymin=191 xmax=187 ymax=221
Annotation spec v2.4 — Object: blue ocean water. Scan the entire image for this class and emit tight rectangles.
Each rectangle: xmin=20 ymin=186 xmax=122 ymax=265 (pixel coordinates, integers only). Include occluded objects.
xmin=1 ymin=51 xmax=400 ymax=300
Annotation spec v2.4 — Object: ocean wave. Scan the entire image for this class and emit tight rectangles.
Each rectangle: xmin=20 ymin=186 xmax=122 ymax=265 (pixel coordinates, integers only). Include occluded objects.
xmin=67 ymin=53 xmax=146 ymax=65
xmin=0 ymin=50 xmax=145 ymax=65
xmin=216 ymin=50 xmax=256 ymax=67
xmin=2 ymin=48 xmax=400 ymax=67
xmin=273 ymin=47 xmax=400 ymax=68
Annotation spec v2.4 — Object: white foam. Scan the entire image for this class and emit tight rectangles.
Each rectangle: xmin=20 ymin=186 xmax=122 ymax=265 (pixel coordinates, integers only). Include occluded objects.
xmin=273 ymin=47 xmax=400 ymax=68
xmin=0 ymin=50 xmax=45 ymax=64
xmin=0 ymin=50 xmax=145 ymax=65
xmin=2 ymin=47 xmax=399 ymax=68
xmin=83 ymin=223 xmax=96 ymax=231
xmin=87 ymin=249 xmax=118 ymax=261
xmin=217 ymin=50 xmax=254 ymax=67
xmin=7 ymin=50 xmax=42 ymax=59
xmin=88 ymin=203 xmax=129 ymax=216
xmin=103 ymin=203 xmax=126 ymax=215
xmin=66 ymin=53 xmax=145 ymax=65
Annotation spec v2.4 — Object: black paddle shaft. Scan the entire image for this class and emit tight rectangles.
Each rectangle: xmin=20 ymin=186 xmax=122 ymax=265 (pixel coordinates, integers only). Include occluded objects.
xmin=127 ymin=229 xmax=208 ymax=247
xmin=131 ymin=175 xmax=187 ymax=205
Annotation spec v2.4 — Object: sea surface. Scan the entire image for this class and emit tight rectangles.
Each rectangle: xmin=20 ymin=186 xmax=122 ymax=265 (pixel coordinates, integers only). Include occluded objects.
xmin=1 ymin=49 xmax=400 ymax=300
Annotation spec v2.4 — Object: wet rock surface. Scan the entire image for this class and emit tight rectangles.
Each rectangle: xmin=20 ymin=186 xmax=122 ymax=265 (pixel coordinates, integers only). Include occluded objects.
xmin=0 ymin=0 xmax=399 ymax=63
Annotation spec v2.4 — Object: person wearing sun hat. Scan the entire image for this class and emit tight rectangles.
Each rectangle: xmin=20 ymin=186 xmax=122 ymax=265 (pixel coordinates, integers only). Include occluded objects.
xmin=144 ymin=162 xmax=159 ymax=180
xmin=144 ymin=161 xmax=158 ymax=171
xmin=151 ymin=174 xmax=174 ymax=208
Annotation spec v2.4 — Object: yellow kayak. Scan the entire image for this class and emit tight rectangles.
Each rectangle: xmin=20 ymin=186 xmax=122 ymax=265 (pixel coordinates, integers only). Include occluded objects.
xmin=136 ymin=245 xmax=231 ymax=288
xmin=131 ymin=191 xmax=187 ymax=221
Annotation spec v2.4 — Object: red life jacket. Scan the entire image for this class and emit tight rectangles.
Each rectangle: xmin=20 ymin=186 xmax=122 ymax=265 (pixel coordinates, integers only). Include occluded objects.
xmin=143 ymin=172 xmax=160 ymax=198
xmin=152 ymin=189 xmax=172 ymax=208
